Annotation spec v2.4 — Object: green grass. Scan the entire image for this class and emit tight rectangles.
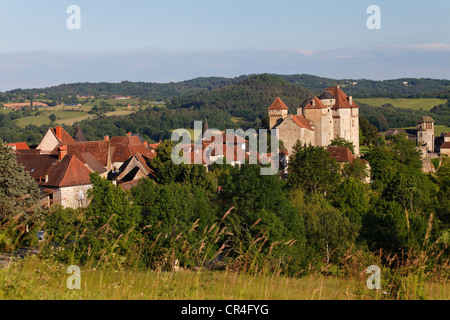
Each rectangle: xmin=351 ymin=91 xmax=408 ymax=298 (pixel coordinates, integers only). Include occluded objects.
xmin=435 ymin=125 xmax=450 ymax=136
xmin=13 ymin=106 xmax=137 ymax=127
xmin=1 ymin=256 xmax=450 ymax=300
xmin=355 ymin=98 xmax=447 ymax=111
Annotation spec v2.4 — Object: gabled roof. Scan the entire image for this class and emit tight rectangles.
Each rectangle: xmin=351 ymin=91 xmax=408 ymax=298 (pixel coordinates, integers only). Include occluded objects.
xmin=51 ymin=127 xmax=77 ymax=144
xmin=117 ymin=153 xmax=154 ymax=181
xmin=80 ymin=152 xmax=107 ymax=174
xmin=16 ymin=153 xmax=92 ymax=187
xmin=324 ymin=86 xmax=359 ymax=109
xmin=268 ymin=97 xmax=289 ymax=110
xmin=327 ymin=146 xmax=355 ymax=163
xmin=291 ymin=115 xmax=315 ymax=131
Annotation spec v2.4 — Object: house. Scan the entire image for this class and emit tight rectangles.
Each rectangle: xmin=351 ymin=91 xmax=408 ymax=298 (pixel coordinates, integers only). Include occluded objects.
xmin=16 ymin=151 xmax=93 ymax=209
xmin=114 ymin=153 xmax=155 ymax=190
xmin=436 ymin=133 xmax=450 ymax=156
xmin=37 ymin=126 xmax=77 ymax=154
xmin=327 ymin=146 xmax=371 ymax=183
xmin=269 ymin=86 xmax=360 ymax=155
xmin=386 ymin=117 xmax=435 ymax=152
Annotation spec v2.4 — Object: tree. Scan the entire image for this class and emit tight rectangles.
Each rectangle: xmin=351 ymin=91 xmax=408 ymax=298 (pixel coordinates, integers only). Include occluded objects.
xmin=49 ymin=114 xmax=57 ymax=123
xmin=288 ymin=143 xmax=341 ymax=195
xmin=330 ymin=137 xmax=355 ymax=154
xmin=300 ymin=194 xmax=357 ymax=264
xmin=74 ymin=173 xmax=142 ymax=266
xmin=0 ymin=140 xmax=41 ymax=222
xmin=359 ymin=117 xmax=379 ymax=146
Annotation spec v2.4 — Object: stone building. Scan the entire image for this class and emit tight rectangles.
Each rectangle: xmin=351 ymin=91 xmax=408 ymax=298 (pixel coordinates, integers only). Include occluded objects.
xmin=268 ymin=86 xmax=359 ymax=155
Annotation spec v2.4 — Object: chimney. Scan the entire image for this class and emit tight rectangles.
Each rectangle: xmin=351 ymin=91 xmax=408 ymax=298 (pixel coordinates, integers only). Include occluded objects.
xmin=312 ymin=99 xmax=316 ymax=107
xmin=349 ymin=96 xmax=353 ymax=105
xmin=58 ymin=145 xmax=67 ymax=160
xmin=55 ymin=126 xmax=62 ymax=140
xmin=144 ymin=141 xmax=149 ymax=148
xmin=104 ymin=135 xmax=110 ymax=141
xmin=44 ymin=175 xmax=49 ymax=183
xmin=127 ymin=132 xmax=131 ymax=136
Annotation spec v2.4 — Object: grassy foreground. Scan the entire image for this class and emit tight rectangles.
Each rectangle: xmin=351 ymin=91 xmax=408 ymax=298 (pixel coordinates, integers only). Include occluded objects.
xmin=1 ymin=256 xmax=449 ymax=300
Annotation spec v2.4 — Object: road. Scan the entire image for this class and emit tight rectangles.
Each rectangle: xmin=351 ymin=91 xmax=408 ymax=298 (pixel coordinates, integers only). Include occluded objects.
xmin=0 ymin=248 xmax=39 ymax=269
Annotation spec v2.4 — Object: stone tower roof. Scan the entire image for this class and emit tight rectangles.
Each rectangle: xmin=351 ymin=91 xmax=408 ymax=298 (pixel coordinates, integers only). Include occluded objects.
xmin=418 ymin=116 xmax=435 ymax=123
xmin=268 ymin=97 xmax=289 ymax=110
xmin=73 ymin=125 xmax=87 ymax=142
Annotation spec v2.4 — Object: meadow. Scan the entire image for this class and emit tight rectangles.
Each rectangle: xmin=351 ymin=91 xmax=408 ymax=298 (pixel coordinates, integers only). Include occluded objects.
xmin=354 ymin=98 xmax=447 ymax=111
xmin=1 ymin=255 xmax=449 ymax=300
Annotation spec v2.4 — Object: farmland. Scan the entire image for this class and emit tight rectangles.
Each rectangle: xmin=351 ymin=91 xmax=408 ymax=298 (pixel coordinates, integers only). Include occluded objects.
xmin=355 ymin=98 xmax=447 ymax=111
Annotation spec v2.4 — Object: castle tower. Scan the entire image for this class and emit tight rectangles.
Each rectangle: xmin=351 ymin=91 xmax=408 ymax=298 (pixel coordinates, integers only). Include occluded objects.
xmin=268 ymin=97 xmax=289 ymax=129
xmin=303 ymin=97 xmax=333 ymax=147
xmin=417 ymin=116 xmax=435 ymax=152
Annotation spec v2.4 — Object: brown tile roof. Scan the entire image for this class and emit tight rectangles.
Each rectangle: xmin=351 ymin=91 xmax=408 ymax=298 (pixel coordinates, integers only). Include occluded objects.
xmin=268 ymin=97 xmax=289 ymax=110
xmin=16 ymin=153 xmax=92 ymax=187
xmin=324 ymin=86 xmax=359 ymax=109
xmin=291 ymin=115 xmax=315 ymax=131
xmin=110 ymin=136 xmax=155 ymax=162
xmin=16 ymin=153 xmax=58 ymax=183
xmin=441 ymin=142 xmax=450 ymax=149
xmin=44 ymin=155 xmax=92 ymax=187
xmin=303 ymin=97 xmax=328 ymax=110
xmin=64 ymin=141 xmax=110 ymax=167
xmin=327 ymin=146 xmax=355 ymax=163
xmin=80 ymin=152 xmax=107 ymax=174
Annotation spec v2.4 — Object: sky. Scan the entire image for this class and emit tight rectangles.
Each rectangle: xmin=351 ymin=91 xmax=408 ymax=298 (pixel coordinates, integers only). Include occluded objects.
xmin=0 ymin=0 xmax=450 ymax=91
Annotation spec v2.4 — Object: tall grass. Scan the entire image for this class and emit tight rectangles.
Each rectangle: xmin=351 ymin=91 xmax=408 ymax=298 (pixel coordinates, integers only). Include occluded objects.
xmin=1 ymin=208 xmax=450 ymax=300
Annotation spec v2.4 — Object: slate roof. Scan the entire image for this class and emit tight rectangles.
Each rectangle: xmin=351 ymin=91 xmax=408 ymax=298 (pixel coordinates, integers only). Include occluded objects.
xmin=73 ymin=126 xmax=87 ymax=142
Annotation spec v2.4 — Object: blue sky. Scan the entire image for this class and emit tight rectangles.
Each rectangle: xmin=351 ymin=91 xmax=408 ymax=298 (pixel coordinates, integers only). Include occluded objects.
xmin=1 ymin=0 xmax=450 ymax=90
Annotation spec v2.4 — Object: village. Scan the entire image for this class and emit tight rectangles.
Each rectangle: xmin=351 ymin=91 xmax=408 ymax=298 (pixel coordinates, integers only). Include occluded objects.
xmin=4 ymin=85 xmax=449 ymax=210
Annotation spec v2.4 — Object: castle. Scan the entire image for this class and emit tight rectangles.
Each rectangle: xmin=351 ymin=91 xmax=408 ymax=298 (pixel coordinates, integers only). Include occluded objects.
xmin=268 ymin=86 xmax=360 ymax=155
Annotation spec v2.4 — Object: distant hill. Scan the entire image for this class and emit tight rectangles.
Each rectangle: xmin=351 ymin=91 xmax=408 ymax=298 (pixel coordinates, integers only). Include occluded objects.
xmin=166 ymin=74 xmax=315 ymax=122
xmin=4 ymin=76 xmax=247 ymax=101
xmin=3 ymin=74 xmax=450 ymax=101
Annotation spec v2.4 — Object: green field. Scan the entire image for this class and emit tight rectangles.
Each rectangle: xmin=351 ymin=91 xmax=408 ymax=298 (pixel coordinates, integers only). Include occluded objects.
xmin=355 ymin=98 xmax=447 ymax=111
xmin=13 ymin=106 xmax=137 ymax=127
xmin=435 ymin=125 xmax=450 ymax=136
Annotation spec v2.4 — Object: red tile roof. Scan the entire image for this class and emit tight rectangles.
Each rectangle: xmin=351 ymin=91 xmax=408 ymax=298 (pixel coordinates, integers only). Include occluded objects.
xmin=44 ymin=155 xmax=92 ymax=187
xmin=327 ymin=146 xmax=355 ymax=163
xmin=268 ymin=97 xmax=289 ymax=110
xmin=54 ymin=141 xmax=110 ymax=167
xmin=6 ymin=142 xmax=29 ymax=150
xmin=303 ymin=97 xmax=328 ymax=110
xmin=292 ymin=115 xmax=315 ymax=131
xmin=441 ymin=142 xmax=450 ymax=149
xmin=324 ymin=86 xmax=359 ymax=109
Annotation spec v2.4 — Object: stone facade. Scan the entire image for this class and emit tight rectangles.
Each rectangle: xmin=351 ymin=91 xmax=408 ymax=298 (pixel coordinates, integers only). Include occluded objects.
xmin=53 ymin=184 xmax=92 ymax=209
xmin=269 ymin=86 xmax=360 ymax=155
